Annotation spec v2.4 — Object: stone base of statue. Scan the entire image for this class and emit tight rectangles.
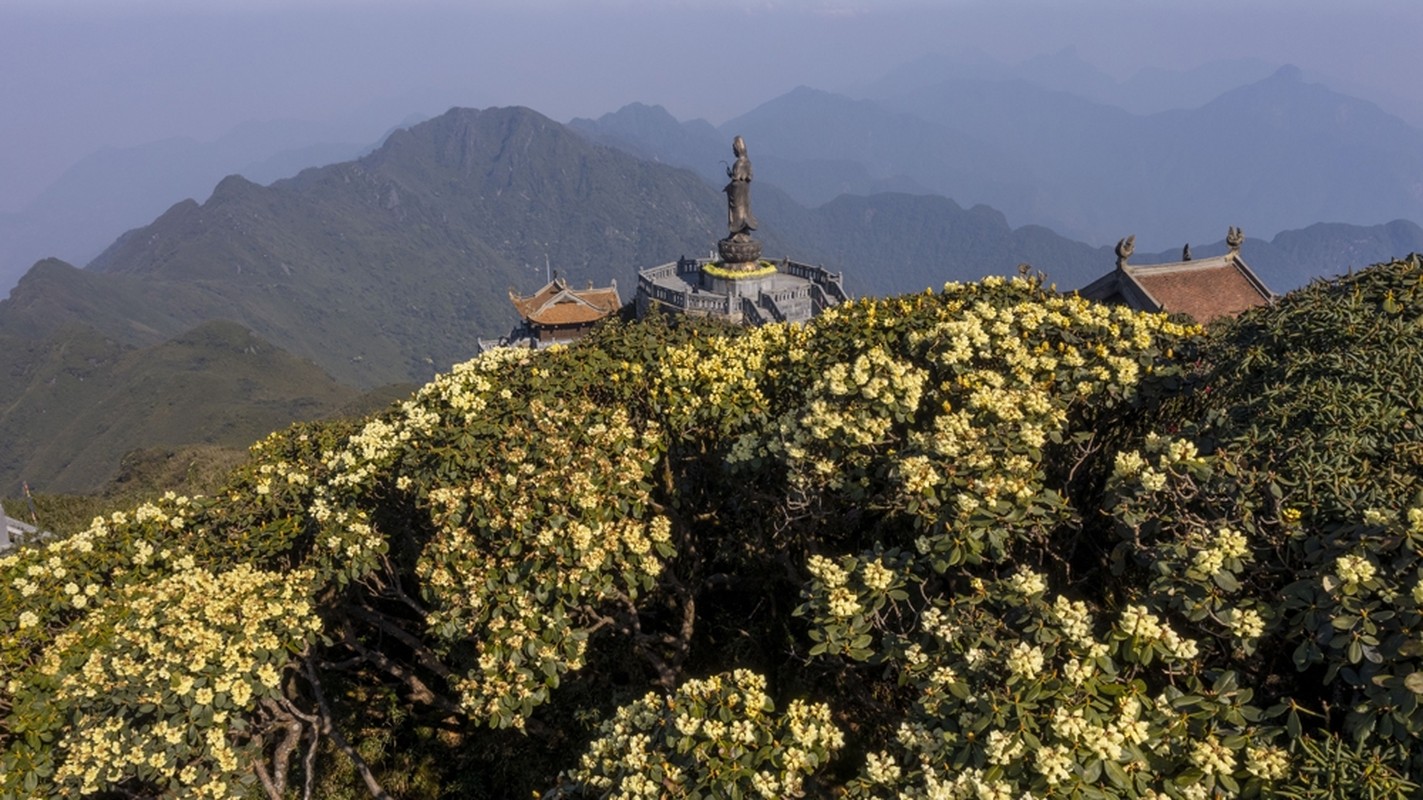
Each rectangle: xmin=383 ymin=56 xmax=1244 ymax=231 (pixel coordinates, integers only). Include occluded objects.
xmin=717 ymin=235 xmax=763 ymax=266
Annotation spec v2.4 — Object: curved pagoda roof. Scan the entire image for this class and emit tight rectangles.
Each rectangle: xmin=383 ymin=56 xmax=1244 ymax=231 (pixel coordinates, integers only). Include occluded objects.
xmin=510 ymin=277 xmax=621 ymax=327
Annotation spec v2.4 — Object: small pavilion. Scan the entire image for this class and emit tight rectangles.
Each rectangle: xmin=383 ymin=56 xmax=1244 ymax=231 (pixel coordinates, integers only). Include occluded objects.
xmin=479 ymin=276 xmax=621 ymax=351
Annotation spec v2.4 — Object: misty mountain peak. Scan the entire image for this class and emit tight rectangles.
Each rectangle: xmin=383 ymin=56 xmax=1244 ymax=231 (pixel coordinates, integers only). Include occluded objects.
xmin=210 ymin=174 xmax=260 ymax=201
xmin=611 ymin=102 xmax=676 ymax=122
xmin=573 ymin=103 xmax=683 ymax=137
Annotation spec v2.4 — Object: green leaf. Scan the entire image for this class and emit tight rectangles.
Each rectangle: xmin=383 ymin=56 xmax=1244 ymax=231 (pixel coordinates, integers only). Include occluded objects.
xmin=1103 ymin=759 xmax=1128 ymax=788
xmin=1212 ymin=571 xmax=1240 ymax=592
xmin=1404 ymin=672 xmax=1423 ymax=695
xmin=1081 ymin=758 xmax=1102 ymax=783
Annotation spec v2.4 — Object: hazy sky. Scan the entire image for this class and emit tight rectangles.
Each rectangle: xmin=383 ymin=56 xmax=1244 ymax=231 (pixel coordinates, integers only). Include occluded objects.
xmin=3 ymin=0 xmax=1422 ymax=213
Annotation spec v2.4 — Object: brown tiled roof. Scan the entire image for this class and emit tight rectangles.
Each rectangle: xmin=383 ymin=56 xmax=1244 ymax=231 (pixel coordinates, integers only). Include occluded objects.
xmin=510 ymin=277 xmax=621 ymax=326
xmin=1129 ymin=257 xmax=1270 ymax=323
xmin=1078 ymin=252 xmax=1273 ymax=324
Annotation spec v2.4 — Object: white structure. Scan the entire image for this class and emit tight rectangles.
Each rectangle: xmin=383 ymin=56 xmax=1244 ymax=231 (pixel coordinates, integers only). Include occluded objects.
xmin=0 ymin=501 xmax=39 ymax=553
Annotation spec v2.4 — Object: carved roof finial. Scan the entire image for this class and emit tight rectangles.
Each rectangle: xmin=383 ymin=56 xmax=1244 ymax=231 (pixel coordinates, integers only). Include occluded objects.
xmin=1182 ymin=243 xmax=1192 ymax=262
xmin=1115 ymin=235 xmax=1135 ymax=269
xmin=1227 ymin=226 xmax=1244 ymax=254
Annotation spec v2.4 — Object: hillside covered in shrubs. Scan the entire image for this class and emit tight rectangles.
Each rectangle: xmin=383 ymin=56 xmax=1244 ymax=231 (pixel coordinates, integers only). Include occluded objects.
xmin=4 ymin=256 xmax=1423 ymax=798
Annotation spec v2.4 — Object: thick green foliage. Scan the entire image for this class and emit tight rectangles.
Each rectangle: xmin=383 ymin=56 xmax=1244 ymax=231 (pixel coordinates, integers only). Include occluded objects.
xmin=4 ymin=263 xmax=1423 ymax=798
xmin=1198 ymin=254 xmax=1423 ymax=523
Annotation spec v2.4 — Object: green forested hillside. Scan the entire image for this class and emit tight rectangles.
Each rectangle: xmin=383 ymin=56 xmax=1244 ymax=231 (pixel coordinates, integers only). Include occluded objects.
xmin=0 ymin=320 xmax=368 ymax=493
xmin=4 ymin=257 xmax=1423 ymax=798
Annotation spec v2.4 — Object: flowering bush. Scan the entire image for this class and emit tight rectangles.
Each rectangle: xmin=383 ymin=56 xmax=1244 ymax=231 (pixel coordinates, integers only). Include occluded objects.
xmin=4 ymin=262 xmax=1423 ymax=797
xmin=553 ymin=669 xmax=842 ymax=798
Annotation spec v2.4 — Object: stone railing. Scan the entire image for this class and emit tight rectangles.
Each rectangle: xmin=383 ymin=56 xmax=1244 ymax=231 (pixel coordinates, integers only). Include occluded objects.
xmin=741 ymin=296 xmax=768 ymax=325
xmin=782 ymin=259 xmax=849 ymax=304
xmin=638 ymin=266 xmax=732 ymax=315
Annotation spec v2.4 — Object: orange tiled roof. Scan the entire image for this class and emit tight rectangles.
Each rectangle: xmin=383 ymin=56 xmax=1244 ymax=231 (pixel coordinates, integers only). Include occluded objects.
xmin=510 ymin=277 xmax=621 ymax=326
xmin=1079 ymin=252 xmax=1272 ymax=324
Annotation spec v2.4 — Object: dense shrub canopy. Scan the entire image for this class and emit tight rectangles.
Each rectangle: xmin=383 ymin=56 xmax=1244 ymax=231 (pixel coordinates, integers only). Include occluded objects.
xmin=4 ymin=259 xmax=1423 ymax=798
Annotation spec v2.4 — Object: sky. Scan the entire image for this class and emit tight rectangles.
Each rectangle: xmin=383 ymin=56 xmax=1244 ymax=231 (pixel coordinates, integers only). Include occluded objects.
xmin=3 ymin=0 xmax=1422 ymax=214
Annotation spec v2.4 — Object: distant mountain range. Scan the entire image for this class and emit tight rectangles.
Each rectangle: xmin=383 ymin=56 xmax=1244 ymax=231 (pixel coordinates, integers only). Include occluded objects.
xmin=4 ymin=100 xmax=1423 ymax=494
xmin=16 ymin=49 xmax=1423 ymax=299
xmin=573 ymin=59 xmax=1423 ymax=249
xmin=859 ymin=47 xmax=1283 ymax=117
xmin=0 ymin=115 xmax=425 ymax=292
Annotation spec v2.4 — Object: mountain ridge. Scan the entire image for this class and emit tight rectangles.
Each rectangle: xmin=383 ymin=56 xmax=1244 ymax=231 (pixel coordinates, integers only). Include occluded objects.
xmin=6 ymin=103 xmax=1423 ymax=495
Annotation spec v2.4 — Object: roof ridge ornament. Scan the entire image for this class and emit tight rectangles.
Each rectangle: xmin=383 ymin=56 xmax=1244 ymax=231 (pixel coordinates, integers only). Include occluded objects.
xmin=1115 ymin=235 xmax=1135 ymax=270
xmin=1227 ymin=226 xmax=1244 ymax=254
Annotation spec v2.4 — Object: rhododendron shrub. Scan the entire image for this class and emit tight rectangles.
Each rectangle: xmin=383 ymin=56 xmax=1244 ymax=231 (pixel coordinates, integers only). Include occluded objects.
xmin=5 ymin=260 xmax=1423 ymax=798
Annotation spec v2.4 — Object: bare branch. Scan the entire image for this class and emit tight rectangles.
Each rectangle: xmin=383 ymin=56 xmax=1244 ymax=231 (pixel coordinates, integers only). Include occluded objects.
xmin=253 ymin=758 xmax=281 ymax=800
xmin=346 ymin=603 xmax=456 ymax=681
xmin=251 ymin=699 xmax=305 ymax=800
xmin=273 ymin=695 xmax=323 ymax=800
xmin=378 ymin=554 xmax=430 ymax=616
xmin=304 ymin=660 xmax=394 ymax=800
xmin=339 ymin=621 xmax=462 ymax=716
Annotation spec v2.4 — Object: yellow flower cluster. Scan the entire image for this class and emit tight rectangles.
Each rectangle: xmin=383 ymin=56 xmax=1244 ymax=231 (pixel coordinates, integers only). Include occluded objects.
xmin=1333 ymin=553 xmax=1378 ymax=588
xmin=1190 ymin=526 xmax=1250 ymax=579
xmin=655 ymin=322 xmax=810 ymax=436
xmin=772 ymin=346 xmax=927 ymax=488
xmin=1117 ymin=604 xmax=1200 ymax=662
xmin=876 ymin=569 xmax=1275 ymax=798
xmin=1224 ymin=607 xmax=1266 ymax=641
xmin=565 ymin=669 xmax=841 ymax=799
xmin=1244 ymin=744 xmax=1291 ymax=780
xmin=11 ymin=564 xmax=318 ymax=797
xmin=1113 ymin=435 xmax=1204 ymax=495
xmin=1 ymin=492 xmax=203 ymax=682
xmin=801 ymin=551 xmax=905 ymax=636
xmin=820 ymin=282 xmax=1193 ymax=553
xmin=414 ymin=397 xmax=670 ymax=728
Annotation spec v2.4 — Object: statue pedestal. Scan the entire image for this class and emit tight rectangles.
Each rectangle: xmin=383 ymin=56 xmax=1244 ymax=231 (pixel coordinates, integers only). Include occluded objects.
xmin=717 ymin=236 xmax=762 ymax=265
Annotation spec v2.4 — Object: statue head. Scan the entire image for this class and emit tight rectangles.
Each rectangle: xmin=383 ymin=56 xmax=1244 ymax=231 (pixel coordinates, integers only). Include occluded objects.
xmin=732 ymin=135 xmax=747 ymax=158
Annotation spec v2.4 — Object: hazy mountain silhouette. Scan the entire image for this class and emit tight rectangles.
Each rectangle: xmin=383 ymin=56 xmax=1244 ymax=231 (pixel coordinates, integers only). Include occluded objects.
xmin=0 ymin=115 xmax=421 ymax=293
xmin=572 ymin=100 xmax=937 ymax=207
xmin=864 ymin=47 xmax=1279 ymax=116
xmin=2 ymin=107 xmax=725 ymax=390
xmin=838 ymin=66 xmax=1423 ymax=245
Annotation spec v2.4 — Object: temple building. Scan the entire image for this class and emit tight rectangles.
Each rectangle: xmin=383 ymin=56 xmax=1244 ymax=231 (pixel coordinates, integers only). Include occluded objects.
xmin=479 ymin=276 xmax=621 ymax=351
xmin=1078 ymin=227 xmax=1273 ymax=324
xmin=636 ymin=255 xmax=847 ymax=325
xmin=634 ymin=135 xmax=849 ymax=325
